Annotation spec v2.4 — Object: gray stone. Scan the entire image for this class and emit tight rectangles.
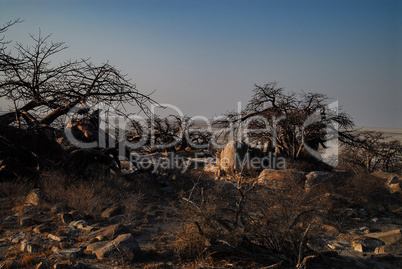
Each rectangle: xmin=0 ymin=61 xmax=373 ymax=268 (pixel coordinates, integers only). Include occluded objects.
xmin=86 ymin=241 xmax=110 ymax=253
xmin=374 ymin=243 xmax=402 ymax=255
xmin=87 ymin=223 xmax=130 ymax=240
xmin=366 ymin=229 xmax=402 ymax=244
xmin=112 ymin=233 xmax=141 ymax=258
xmin=258 ymin=169 xmax=305 ymax=188
xmin=48 ymin=234 xmax=66 ymax=242
xmin=93 ymin=242 xmax=116 ymax=259
xmin=94 ymin=233 xmax=140 ymax=260
xmin=55 ymin=248 xmax=83 ymax=259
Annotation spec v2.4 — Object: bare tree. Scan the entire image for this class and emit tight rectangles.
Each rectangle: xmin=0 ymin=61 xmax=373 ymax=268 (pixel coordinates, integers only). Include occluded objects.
xmin=341 ymin=130 xmax=402 ymax=173
xmin=214 ymin=82 xmax=354 ymax=163
xmin=0 ymin=21 xmax=156 ymax=179
xmin=0 ymin=28 xmax=155 ymax=128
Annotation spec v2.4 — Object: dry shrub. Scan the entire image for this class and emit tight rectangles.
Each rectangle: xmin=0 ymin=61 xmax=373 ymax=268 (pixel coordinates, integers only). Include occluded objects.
xmin=174 ymin=174 xmax=326 ymax=265
xmin=335 ymin=173 xmax=397 ymax=214
xmin=173 ymin=222 xmax=207 ymax=259
xmin=39 ymin=169 xmax=133 ymax=215
xmin=0 ymin=178 xmax=34 ymax=198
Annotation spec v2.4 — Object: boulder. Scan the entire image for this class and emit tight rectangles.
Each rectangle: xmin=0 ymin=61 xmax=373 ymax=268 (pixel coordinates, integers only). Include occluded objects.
xmin=93 ymin=242 xmax=116 ymax=259
xmin=258 ymin=169 xmax=305 ymax=189
xmin=54 ymin=248 xmax=83 ymax=259
xmin=366 ymin=229 xmax=402 ymax=244
xmin=87 ymin=223 xmax=130 ymax=240
xmin=86 ymin=241 xmax=110 ymax=253
xmin=94 ymin=233 xmax=140 ymax=260
xmin=352 ymin=237 xmax=385 ymax=252
xmin=219 ymin=140 xmax=249 ymax=175
xmin=375 ymin=243 xmax=402 ymax=255
xmin=112 ymin=233 xmax=141 ymax=259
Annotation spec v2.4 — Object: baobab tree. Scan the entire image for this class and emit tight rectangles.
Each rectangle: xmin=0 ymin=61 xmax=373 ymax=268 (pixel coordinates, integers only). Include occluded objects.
xmin=213 ymin=82 xmax=354 ymax=165
xmin=0 ymin=20 xmax=156 ymax=178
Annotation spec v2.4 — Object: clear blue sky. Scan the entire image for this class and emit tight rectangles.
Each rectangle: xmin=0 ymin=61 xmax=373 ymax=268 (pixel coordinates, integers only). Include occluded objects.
xmin=1 ymin=0 xmax=401 ymax=127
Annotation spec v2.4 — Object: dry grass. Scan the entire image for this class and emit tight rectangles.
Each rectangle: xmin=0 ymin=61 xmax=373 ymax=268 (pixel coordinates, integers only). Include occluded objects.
xmin=38 ymin=169 xmax=147 ymax=216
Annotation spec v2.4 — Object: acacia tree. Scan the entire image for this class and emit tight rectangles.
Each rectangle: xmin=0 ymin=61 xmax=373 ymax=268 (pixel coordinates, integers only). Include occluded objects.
xmin=0 ymin=21 xmax=155 ymax=128
xmin=213 ymin=82 xmax=354 ymax=163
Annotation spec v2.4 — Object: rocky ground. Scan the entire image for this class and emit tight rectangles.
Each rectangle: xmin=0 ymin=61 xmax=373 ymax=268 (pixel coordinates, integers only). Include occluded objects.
xmin=0 ymin=168 xmax=401 ymax=268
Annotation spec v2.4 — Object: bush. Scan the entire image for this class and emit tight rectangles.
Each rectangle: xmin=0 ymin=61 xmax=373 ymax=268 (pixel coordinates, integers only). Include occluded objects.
xmin=174 ymin=175 xmax=328 ymax=266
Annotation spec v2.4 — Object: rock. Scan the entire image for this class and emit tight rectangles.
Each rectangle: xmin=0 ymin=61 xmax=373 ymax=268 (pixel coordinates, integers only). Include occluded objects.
xmin=218 ymin=140 xmax=255 ymax=175
xmin=94 ymin=233 xmax=140 ymax=260
xmin=60 ymin=213 xmax=73 ymax=224
xmin=86 ymin=241 xmax=110 ymax=253
xmin=26 ymin=189 xmax=42 ymax=206
xmin=112 ymin=233 xmax=141 ymax=259
xmin=366 ymin=229 xmax=402 ymax=244
xmin=55 ymin=248 xmax=83 ymax=259
xmin=258 ymin=169 xmax=305 ymax=188
xmin=48 ymin=234 xmax=66 ymax=242
xmin=87 ymin=223 xmax=130 ymax=240
xmin=68 ymin=220 xmax=93 ymax=231
xmin=93 ymin=242 xmax=116 ymax=259
xmin=374 ymin=243 xmax=402 ymax=255
xmin=101 ymin=204 xmax=123 ymax=218
xmin=305 ymin=171 xmax=331 ymax=190
xmin=19 ymin=216 xmax=33 ymax=226
xmin=354 ymin=243 xmax=366 ymax=252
